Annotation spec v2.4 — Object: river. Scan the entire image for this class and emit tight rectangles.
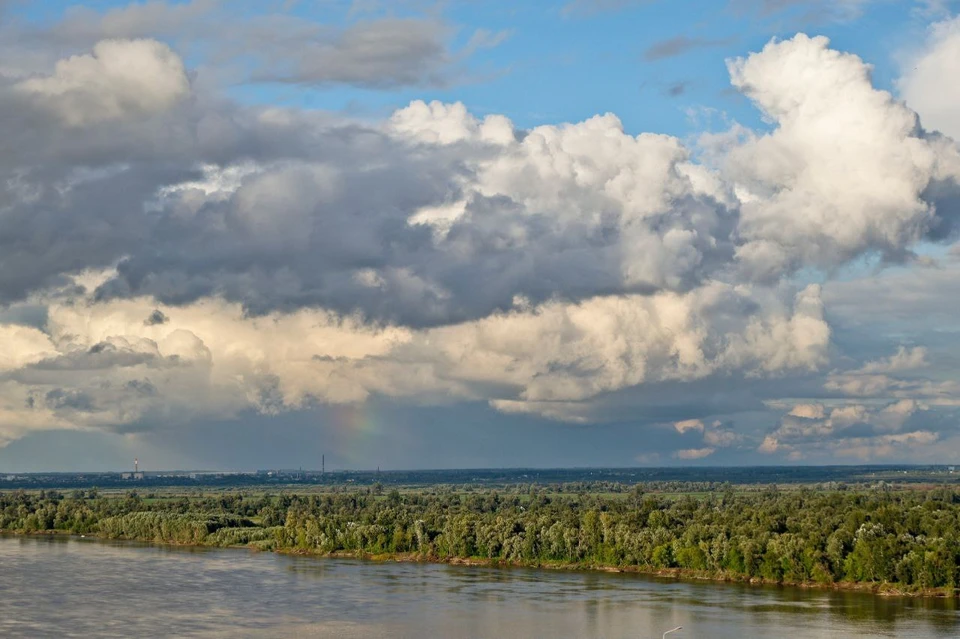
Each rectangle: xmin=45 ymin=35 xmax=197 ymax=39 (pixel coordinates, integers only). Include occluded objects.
xmin=1 ymin=535 xmax=958 ymax=638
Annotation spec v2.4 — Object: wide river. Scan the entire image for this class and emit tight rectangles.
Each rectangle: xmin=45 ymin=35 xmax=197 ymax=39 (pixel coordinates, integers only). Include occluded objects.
xmin=2 ymin=535 xmax=958 ymax=638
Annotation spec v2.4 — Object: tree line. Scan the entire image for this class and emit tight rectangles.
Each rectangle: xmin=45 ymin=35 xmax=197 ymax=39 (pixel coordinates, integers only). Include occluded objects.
xmin=3 ymin=485 xmax=960 ymax=592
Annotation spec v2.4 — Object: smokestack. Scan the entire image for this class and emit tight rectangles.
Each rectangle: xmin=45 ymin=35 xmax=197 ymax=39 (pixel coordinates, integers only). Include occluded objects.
xmin=322 ymin=455 xmax=324 ymax=475
xmin=134 ymin=458 xmax=138 ymax=474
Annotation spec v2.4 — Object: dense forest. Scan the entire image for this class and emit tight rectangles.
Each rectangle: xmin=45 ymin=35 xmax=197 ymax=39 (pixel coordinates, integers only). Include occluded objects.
xmin=3 ymin=484 xmax=960 ymax=594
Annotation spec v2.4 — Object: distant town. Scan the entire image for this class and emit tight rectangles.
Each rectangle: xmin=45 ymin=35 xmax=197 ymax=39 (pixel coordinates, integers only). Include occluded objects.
xmin=2 ymin=464 xmax=959 ymax=490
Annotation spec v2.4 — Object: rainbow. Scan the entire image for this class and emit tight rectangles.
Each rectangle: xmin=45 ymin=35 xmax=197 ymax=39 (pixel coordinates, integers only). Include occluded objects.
xmin=328 ymin=402 xmax=383 ymax=469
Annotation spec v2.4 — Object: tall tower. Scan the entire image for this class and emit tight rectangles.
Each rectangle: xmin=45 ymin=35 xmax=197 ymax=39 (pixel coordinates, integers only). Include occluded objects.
xmin=322 ymin=455 xmax=325 ymax=475
xmin=134 ymin=458 xmax=138 ymax=474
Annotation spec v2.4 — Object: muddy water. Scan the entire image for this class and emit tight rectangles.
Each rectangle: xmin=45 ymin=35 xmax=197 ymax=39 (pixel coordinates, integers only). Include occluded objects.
xmin=1 ymin=535 xmax=958 ymax=638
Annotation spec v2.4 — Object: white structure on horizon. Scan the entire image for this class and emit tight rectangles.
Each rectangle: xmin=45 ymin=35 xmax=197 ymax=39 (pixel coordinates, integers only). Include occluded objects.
xmin=123 ymin=458 xmax=144 ymax=480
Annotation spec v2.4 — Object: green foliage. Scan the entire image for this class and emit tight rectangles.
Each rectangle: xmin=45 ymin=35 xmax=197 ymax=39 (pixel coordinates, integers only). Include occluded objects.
xmin=98 ymin=512 xmax=253 ymax=544
xmin=208 ymin=525 xmax=283 ymax=547
xmin=3 ymin=486 xmax=960 ymax=590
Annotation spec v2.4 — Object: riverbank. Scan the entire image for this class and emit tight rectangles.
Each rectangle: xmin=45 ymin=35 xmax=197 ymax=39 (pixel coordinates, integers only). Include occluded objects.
xmin=284 ymin=546 xmax=958 ymax=598
xmin=4 ymin=528 xmax=956 ymax=598
xmin=9 ymin=486 xmax=960 ymax=598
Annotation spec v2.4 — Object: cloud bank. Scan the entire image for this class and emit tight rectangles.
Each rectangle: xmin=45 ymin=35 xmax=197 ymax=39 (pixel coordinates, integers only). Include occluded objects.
xmin=2 ymin=16 xmax=960 ymax=463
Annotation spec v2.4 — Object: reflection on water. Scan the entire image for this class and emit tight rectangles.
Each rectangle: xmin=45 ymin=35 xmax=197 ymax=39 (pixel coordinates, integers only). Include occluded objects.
xmin=1 ymin=535 xmax=958 ymax=638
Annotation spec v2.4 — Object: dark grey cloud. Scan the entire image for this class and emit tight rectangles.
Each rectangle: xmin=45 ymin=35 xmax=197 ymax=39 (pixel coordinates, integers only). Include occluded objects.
xmin=125 ymin=378 xmax=159 ymax=396
xmin=92 ymin=171 xmax=737 ymax=325
xmin=0 ymin=303 xmax=47 ymax=329
xmin=235 ymin=15 xmax=509 ymax=89
xmin=3 ymin=2 xmax=498 ymax=92
xmin=144 ymin=310 xmax=169 ymax=326
xmin=0 ymin=156 xmax=199 ymax=304
xmin=34 ymin=342 xmax=160 ymax=372
xmin=44 ymin=388 xmax=96 ymax=412
xmin=920 ymin=152 xmax=960 ymax=242
xmin=0 ymin=34 xmax=739 ymax=327
xmin=823 ymin=260 xmax=960 ymax=329
xmin=248 ymin=18 xmax=454 ymax=89
xmin=644 ymin=36 xmax=735 ymax=61
xmin=44 ymin=0 xmax=219 ymax=43
xmin=0 ymin=57 xmax=438 ymax=311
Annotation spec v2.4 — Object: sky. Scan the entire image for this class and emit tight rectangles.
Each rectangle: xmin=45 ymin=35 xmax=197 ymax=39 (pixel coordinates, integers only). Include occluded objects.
xmin=2 ymin=0 xmax=960 ymax=472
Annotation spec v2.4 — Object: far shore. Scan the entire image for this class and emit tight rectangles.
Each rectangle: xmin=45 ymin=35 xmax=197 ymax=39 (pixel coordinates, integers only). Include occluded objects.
xmin=6 ymin=529 xmax=956 ymax=599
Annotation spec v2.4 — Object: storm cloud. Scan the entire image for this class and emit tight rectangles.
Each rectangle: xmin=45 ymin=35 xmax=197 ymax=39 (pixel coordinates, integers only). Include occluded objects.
xmin=1 ymin=6 xmax=960 ymax=466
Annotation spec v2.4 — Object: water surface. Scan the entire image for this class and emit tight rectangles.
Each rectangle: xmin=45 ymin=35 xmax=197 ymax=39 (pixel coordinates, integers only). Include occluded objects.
xmin=1 ymin=535 xmax=957 ymax=638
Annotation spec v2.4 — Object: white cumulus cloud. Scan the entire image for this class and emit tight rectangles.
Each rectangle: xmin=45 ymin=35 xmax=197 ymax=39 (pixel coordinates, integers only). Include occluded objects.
xmin=14 ymin=39 xmax=190 ymax=126
xmin=899 ymin=16 xmax=960 ymax=140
